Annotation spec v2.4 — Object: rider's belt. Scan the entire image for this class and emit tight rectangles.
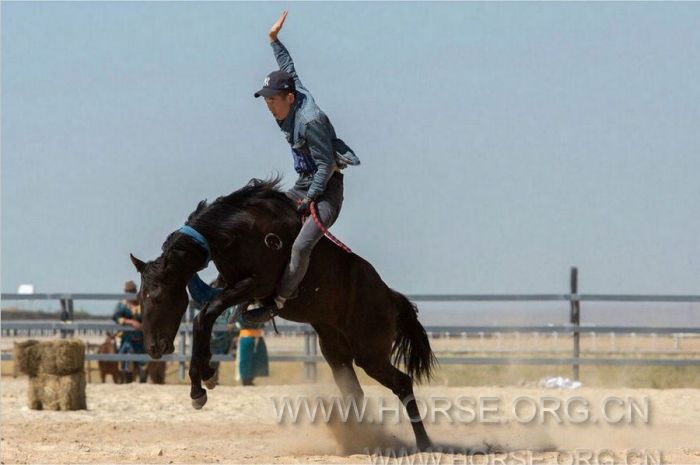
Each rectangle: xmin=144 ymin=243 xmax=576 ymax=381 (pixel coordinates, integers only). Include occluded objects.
xmin=239 ymin=329 xmax=264 ymax=338
xmin=297 ymin=168 xmax=340 ymax=179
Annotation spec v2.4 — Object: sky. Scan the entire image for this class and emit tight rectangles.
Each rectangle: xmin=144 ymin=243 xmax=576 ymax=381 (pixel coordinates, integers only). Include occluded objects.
xmin=2 ymin=2 xmax=699 ymax=317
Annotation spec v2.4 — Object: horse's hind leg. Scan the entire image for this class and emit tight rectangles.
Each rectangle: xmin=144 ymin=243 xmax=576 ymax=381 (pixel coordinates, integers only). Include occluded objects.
xmin=315 ymin=325 xmax=374 ymax=454
xmin=314 ymin=324 xmax=363 ymax=400
xmin=355 ymin=358 xmax=432 ymax=452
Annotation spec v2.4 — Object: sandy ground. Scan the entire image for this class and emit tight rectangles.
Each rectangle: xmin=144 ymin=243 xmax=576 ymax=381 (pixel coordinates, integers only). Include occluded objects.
xmin=2 ymin=378 xmax=700 ymax=465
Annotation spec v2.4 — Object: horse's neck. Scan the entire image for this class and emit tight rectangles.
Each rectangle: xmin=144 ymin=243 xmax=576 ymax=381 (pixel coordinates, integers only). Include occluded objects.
xmin=163 ymin=245 xmax=205 ymax=283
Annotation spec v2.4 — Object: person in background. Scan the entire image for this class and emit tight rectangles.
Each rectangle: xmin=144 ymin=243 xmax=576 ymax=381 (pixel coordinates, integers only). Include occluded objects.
xmin=187 ymin=275 xmax=268 ymax=386
xmin=112 ymin=280 xmax=146 ymax=383
xmin=231 ymin=309 xmax=269 ymax=386
xmin=208 ymin=306 xmax=236 ymax=384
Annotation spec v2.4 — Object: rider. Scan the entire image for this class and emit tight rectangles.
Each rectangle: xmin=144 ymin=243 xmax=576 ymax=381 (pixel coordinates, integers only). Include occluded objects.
xmin=243 ymin=11 xmax=360 ymax=323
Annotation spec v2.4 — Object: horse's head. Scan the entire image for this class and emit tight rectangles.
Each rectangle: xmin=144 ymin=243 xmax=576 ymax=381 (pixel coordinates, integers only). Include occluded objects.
xmin=130 ymin=253 xmax=190 ymax=359
xmin=99 ymin=332 xmax=117 ymax=354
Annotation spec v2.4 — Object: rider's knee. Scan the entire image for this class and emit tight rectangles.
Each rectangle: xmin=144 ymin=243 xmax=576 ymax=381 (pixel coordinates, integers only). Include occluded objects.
xmin=290 ymin=241 xmax=313 ymax=260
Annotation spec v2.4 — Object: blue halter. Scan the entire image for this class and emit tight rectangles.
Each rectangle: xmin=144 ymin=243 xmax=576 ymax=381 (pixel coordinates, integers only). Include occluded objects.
xmin=178 ymin=225 xmax=211 ymax=268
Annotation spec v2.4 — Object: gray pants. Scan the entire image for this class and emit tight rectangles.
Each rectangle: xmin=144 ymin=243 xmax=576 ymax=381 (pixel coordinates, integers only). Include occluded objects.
xmin=277 ymin=172 xmax=344 ymax=299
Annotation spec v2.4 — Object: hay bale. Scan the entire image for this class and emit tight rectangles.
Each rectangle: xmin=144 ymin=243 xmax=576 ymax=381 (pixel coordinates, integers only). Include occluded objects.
xmin=28 ymin=373 xmax=60 ymax=410
xmin=58 ymin=371 xmax=87 ymax=410
xmin=28 ymin=372 xmax=87 ymax=411
xmin=27 ymin=378 xmax=43 ymax=410
xmin=14 ymin=339 xmax=84 ymax=376
xmin=14 ymin=340 xmax=40 ymax=376
xmin=18 ymin=340 xmax=87 ymax=410
xmin=36 ymin=340 xmax=85 ymax=375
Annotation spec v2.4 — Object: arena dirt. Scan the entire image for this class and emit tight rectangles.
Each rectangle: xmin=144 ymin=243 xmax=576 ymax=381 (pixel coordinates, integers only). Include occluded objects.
xmin=1 ymin=379 xmax=699 ymax=464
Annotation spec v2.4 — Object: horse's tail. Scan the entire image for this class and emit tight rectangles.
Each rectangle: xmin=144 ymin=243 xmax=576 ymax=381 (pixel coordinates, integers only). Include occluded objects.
xmin=390 ymin=289 xmax=437 ymax=383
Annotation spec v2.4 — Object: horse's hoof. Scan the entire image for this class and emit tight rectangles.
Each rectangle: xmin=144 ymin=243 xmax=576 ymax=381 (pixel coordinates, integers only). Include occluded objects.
xmin=191 ymin=392 xmax=207 ymax=410
xmin=203 ymin=374 xmax=217 ymax=390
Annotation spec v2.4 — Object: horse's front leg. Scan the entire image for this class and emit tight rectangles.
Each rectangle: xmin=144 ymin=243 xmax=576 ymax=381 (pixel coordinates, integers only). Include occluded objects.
xmin=189 ymin=278 xmax=255 ymax=409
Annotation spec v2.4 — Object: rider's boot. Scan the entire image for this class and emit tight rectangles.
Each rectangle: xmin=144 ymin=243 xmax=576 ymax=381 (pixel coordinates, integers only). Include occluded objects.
xmin=241 ymin=296 xmax=285 ymax=324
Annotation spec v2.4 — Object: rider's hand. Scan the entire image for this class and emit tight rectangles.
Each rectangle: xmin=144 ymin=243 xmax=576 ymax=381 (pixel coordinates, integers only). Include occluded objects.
xmin=296 ymin=197 xmax=312 ymax=215
xmin=269 ymin=10 xmax=288 ymax=42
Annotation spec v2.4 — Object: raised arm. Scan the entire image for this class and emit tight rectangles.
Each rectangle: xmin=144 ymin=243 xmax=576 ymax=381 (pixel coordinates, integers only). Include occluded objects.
xmin=268 ymin=10 xmax=305 ymax=89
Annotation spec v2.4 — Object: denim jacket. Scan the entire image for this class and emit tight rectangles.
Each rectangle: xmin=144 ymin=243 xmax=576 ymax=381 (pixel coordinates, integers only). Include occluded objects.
xmin=271 ymin=39 xmax=360 ymax=200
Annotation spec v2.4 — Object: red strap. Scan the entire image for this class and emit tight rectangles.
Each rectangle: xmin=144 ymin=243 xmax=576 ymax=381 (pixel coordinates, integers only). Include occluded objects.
xmin=299 ymin=200 xmax=352 ymax=254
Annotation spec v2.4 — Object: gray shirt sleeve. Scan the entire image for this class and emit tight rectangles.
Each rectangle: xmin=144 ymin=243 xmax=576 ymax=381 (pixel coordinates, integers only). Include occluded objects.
xmin=304 ymin=119 xmax=336 ymax=200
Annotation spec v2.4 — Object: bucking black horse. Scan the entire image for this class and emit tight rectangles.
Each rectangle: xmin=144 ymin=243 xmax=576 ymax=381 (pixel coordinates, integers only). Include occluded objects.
xmin=129 ymin=178 xmax=436 ymax=450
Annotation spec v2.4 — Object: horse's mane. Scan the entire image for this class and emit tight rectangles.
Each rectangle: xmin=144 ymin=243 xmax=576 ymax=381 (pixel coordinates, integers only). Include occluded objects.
xmin=161 ymin=177 xmax=297 ymax=253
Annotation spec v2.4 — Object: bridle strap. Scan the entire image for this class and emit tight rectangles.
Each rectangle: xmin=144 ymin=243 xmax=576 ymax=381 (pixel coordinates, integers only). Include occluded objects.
xmin=178 ymin=225 xmax=211 ymax=268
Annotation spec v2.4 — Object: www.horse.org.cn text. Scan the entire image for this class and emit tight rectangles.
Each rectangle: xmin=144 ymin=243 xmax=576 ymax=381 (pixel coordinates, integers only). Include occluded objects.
xmin=271 ymin=395 xmax=651 ymax=426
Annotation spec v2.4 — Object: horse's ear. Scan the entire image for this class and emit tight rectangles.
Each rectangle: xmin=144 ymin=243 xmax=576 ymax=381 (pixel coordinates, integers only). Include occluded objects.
xmin=130 ymin=254 xmax=146 ymax=273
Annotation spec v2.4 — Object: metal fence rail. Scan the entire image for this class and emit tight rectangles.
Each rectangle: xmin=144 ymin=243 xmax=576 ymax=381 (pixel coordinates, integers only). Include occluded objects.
xmin=3 ymin=266 xmax=699 ymax=381
xmin=2 ymin=321 xmax=699 ymax=380
xmin=3 ymin=322 xmax=700 ymax=335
